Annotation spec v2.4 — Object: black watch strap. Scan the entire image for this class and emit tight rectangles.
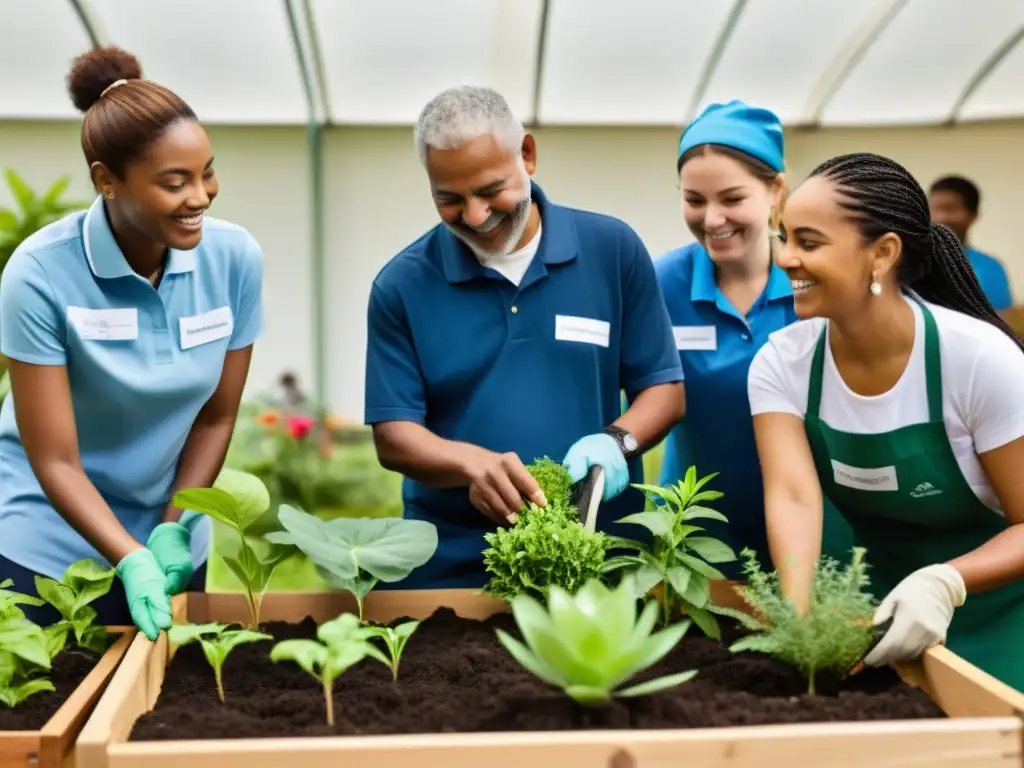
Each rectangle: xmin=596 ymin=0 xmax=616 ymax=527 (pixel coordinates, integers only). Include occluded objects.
xmin=603 ymin=425 xmax=641 ymax=461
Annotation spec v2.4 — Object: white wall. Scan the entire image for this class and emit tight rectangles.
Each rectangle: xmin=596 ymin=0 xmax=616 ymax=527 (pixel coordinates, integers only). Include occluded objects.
xmin=2 ymin=118 xmax=1022 ymax=419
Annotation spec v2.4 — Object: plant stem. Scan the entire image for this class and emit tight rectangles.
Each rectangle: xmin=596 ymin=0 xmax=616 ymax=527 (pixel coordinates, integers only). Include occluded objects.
xmin=214 ymin=665 xmax=225 ymax=703
xmin=357 ymin=596 xmax=364 ymax=623
xmin=323 ymin=681 xmax=335 ymax=726
xmin=662 ymin=577 xmax=672 ymax=626
xmin=808 ymin=670 xmax=816 ymax=696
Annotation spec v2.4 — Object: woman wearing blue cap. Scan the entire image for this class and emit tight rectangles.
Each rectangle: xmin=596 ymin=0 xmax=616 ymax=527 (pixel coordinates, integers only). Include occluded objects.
xmin=654 ymin=100 xmax=853 ymax=577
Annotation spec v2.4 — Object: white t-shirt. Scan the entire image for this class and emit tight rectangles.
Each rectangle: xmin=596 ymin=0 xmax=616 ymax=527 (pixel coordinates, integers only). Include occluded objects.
xmin=478 ymin=224 xmax=542 ymax=285
xmin=747 ymin=294 xmax=1024 ymax=512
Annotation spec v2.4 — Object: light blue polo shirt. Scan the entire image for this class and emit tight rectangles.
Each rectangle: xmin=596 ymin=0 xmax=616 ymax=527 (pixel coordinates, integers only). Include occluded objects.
xmin=0 ymin=195 xmax=264 ymax=579
xmin=655 ymin=242 xmax=794 ymax=577
xmin=364 ymin=182 xmax=683 ymax=588
xmin=966 ymin=247 xmax=1013 ymax=311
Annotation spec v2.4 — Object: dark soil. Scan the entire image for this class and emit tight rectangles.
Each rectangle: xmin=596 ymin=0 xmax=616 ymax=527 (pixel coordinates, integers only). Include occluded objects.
xmin=0 ymin=649 xmax=102 ymax=730
xmin=129 ymin=609 xmax=944 ymax=741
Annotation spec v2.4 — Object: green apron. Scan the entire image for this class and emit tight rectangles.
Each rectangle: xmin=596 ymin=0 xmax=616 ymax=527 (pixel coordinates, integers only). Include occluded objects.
xmin=804 ymin=298 xmax=1024 ymax=692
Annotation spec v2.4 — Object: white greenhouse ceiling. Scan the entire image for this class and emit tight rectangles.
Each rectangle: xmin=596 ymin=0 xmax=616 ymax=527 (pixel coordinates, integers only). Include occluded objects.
xmin=2 ymin=0 xmax=1023 ymax=127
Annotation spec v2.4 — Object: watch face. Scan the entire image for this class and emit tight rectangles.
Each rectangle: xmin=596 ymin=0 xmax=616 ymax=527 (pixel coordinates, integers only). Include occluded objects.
xmin=623 ymin=434 xmax=638 ymax=452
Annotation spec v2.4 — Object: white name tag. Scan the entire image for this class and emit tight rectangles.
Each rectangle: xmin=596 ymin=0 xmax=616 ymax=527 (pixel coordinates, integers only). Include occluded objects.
xmin=67 ymin=307 xmax=138 ymax=341
xmin=674 ymin=325 xmax=717 ymax=351
xmin=180 ymin=306 xmax=233 ymax=350
xmin=555 ymin=315 xmax=610 ymax=348
xmin=831 ymin=459 xmax=898 ymax=492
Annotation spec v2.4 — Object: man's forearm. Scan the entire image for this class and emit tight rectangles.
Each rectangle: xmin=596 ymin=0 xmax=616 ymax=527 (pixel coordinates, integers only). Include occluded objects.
xmin=162 ymin=416 xmax=236 ymax=523
xmin=373 ymin=421 xmax=484 ymax=488
xmin=614 ymin=382 xmax=685 ymax=450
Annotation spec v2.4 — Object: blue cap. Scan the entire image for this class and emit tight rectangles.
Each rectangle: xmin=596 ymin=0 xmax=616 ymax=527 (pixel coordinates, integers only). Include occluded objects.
xmin=677 ymin=100 xmax=784 ymax=172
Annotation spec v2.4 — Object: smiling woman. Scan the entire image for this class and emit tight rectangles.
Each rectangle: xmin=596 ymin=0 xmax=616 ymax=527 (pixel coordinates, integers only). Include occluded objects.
xmin=0 ymin=46 xmax=265 ymax=642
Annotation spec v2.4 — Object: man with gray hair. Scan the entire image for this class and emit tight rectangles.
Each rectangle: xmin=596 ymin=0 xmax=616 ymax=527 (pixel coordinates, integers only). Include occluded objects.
xmin=364 ymin=85 xmax=684 ymax=589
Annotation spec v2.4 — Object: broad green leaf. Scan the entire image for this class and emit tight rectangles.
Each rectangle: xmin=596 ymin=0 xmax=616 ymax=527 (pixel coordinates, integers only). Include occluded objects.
xmin=392 ymin=620 xmax=419 ymax=639
xmin=62 ymin=559 xmax=116 ymax=613
xmin=317 ymin=613 xmax=364 ymax=647
xmin=615 ymin=510 xmax=674 ymax=538
xmin=44 ymin=623 xmax=69 ymax=659
xmin=0 ymin=678 xmax=54 ymax=707
xmin=598 ymin=555 xmax=647 ymax=574
xmin=675 ymin=552 xmax=727 ymax=581
xmin=631 ymin=483 xmax=682 ymax=509
xmin=689 ymin=490 xmax=724 ymax=504
xmin=617 ymin=669 xmax=697 ymax=698
xmin=0 ymin=618 xmax=51 ymax=669
xmin=631 ymin=564 xmax=665 ymax=598
xmin=79 ymin=625 xmax=109 ymax=654
xmin=223 ymin=556 xmax=254 ymax=590
xmin=0 ymin=580 xmax=45 ymax=608
xmin=270 ymin=639 xmax=326 ymax=678
xmin=686 ymin=537 xmax=736 ymax=564
xmin=43 ymin=176 xmax=70 ymax=205
xmin=214 ymin=629 xmax=272 ymax=656
xmin=213 ymin=469 xmax=271 ymax=532
xmin=665 ymin=566 xmax=691 ymax=598
xmin=5 ymin=170 xmax=34 ymax=214
xmin=683 ymin=505 xmax=729 ymax=523
xmin=680 ymin=571 xmax=710 ymax=608
xmin=564 ymin=684 xmax=612 ymax=704
xmin=685 ymin=606 xmax=720 ymax=639
xmin=168 ymin=623 xmax=226 ymax=646
xmin=495 ymin=629 xmax=564 ymax=688
xmin=171 ymin=488 xmax=243 ymax=531
xmin=34 ymin=577 xmax=75 ymax=620
xmin=322 ymin=642 xmax=369 ymax=685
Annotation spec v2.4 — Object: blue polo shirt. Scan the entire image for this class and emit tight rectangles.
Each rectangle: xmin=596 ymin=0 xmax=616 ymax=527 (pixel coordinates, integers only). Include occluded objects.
xmin=0 ymin=195 xmax=264 ymax=579
xmin=967 ymin=247 xmax=1013 ymax=311
xmin=655 ymin=242 xmax=794 ymax=576
xmin=364 ymin=182 xmax=683 ymax=588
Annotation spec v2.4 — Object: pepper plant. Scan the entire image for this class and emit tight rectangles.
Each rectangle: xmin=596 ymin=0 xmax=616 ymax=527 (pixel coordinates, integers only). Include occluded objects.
xmin=167 ymin=622 xmax=273 ymax=702
xmin=34 ymin=558 xmax=116 ymax=655
xmin=729 ymin=547 xmax=877 ymax=695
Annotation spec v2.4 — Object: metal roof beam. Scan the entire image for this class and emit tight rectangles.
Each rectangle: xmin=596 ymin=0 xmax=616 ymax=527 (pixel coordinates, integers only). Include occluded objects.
xmin=66 ymin=0 xmax=106 ymax=48
xmin=684 ymin=0 xmax=750 ymax=124
xmin=946 ymin=24 xmax=1024 ymax=126
xmin=529 ymin=0 xmax=552 ymax=126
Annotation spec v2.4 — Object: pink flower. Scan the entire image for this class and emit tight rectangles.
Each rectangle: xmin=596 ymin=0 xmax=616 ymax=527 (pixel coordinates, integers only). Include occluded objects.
xmin=286 ymin=416 xmax=315 ymax=440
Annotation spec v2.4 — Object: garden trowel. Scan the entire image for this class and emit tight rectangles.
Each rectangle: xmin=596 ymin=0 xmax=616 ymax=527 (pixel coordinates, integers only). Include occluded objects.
xmin=847 ymin=615 xmax=896 ymax=676
xmin=570 ymin=465 xmax=605 ymax=532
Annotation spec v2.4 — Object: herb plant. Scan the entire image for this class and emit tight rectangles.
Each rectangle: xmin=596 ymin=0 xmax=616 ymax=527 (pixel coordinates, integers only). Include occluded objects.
xmin=265 ymin=505 xmax=437 ymax=622
xmin=729 ymin=547 xmax=877 ymax=695
xmin=603 ymin=467 xmax=756 ymax=638
xmin=525 ymin=456 xmax=573 ymax=507
xmin=270 ymin=612 xmax=373 ymax=725
xmin=0 ymin=581 xmax=55 ymax=707
xmin=361 ymin=620 xmax=420 ymax=682
xmin=496 ymin=577 xmax=697 ymax=705
xmin=172 ymin=469 xmax=293 ymax=629
xmin=167 ymin=622 xmax=272 ymax=702
xmin=34 ymin=558 xmax=115 ymax=655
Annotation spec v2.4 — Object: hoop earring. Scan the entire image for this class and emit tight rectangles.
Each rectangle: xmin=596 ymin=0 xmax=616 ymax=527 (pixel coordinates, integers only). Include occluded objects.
xmin=870 ymin=279 xmax=882 ymax=296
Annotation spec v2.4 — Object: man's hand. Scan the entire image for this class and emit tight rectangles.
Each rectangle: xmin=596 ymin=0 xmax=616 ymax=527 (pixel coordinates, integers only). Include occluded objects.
xmin=562 ymin=433 xmax=630 ymax=500
xmin=863 ymin=563 xmax=966 ymax=667
xmin=463 ymin=448 xmax=546 ymax=526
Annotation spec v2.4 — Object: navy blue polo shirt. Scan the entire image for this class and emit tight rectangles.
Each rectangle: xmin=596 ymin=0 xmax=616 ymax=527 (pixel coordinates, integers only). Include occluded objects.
xmin=364 ymin=182 xmax=683 ymax=587
xmin=655 ymin=242 xmax=794 ymax=576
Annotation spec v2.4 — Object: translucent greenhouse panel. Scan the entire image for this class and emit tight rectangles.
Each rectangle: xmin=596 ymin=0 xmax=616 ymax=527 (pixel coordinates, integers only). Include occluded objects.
xmin=87 ymin=0 xmax=309 ymax=124
xmin=958 ymin=33 xmax=1024 ymax=122
xmin=695 ymin=0 xmax=885 ymax=125
xmin=310 ymin=0 xmax=543 ymax=124
xmin=821 ymin=0 xmax=1024 ymax=126
xmin=0 ymin=0 xmax=94 ymax=119
xmin=537 ymin=0 xmax=734 ymax=124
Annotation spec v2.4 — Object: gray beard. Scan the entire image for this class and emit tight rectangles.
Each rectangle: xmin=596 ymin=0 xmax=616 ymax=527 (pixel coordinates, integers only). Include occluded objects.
xmin=446 ymin=194 xmax=532 ymax=261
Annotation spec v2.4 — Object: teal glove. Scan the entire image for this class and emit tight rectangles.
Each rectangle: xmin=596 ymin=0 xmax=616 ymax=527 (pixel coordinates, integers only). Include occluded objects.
xmin=116 ymin=548 xmax=173 ymax=641
xmin=562 ymin=433 xmax=630 ymax=501
xmin=146 ymin=522 xmax=193 ymax=595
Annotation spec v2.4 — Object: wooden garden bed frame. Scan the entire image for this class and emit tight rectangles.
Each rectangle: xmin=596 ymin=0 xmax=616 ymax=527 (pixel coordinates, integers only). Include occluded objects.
xmin=77 ymin=587 xmax=1024 ymax=768
xmin=0 ymin=627 xmax=133 ymax=768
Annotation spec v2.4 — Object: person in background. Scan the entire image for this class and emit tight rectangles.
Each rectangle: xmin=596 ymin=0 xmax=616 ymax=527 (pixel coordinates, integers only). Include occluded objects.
xmin=273 ymin=371 xmax=308 ymax=410
xmin=0 ymin=47 xmax=264 ymax=639
xmin=363 ymin=85 xmax=684 ymax=589
xmin=750 ymin=152 xmax=1024 ymax=691
xmin=929 ymin=175 xmax=1013 ymax=312
xmin=655 ymin=100 xmax=853 ymax=577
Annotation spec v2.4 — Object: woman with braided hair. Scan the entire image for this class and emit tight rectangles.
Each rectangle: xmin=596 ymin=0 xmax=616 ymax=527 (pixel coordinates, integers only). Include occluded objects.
xmin=748 ymin=151 xmax=1024 ymax=691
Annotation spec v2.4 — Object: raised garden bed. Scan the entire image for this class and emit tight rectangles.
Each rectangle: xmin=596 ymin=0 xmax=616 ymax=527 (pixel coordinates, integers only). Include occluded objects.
xmin=0 ymin=627 xmax=133 ymax=768
xmin=77 ymin=588 xmax=1024 ymax=768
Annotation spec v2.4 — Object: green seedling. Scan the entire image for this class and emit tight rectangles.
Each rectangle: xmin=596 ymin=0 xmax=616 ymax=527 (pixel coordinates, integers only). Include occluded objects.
xmin=173 ymin=468 xmax=294 ymax=629
xmin=602 ymin=467 xmax=757 ymax=638
xmin=361 ymin=620 xmax=419 ymax=682
xmin=729 ymin=547 xmax=878 ymax=695
xmin=270 ymin=612 xmax=372 ymax=725
xmin=0 ymin=580 xmax=54 ymax=707
xmin=34 ymin=558 xmax=116 ymax=655
xmin=167 ymin=622 xmax=273 ymax=702
xmin=496 ymin=577 xmax=697 ymax=705
xmin=266 ymin=506 xmax=437 ymax=622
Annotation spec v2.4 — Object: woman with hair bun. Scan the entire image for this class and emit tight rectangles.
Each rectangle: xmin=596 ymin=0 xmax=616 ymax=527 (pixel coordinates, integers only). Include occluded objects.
xmin=749 ymin=151 xmax=1024 ymax=690
xmin=0 ymin=46 xmax=265 ymax=640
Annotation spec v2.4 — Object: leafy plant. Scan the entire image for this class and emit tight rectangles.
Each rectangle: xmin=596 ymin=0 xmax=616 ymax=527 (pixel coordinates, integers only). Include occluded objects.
xmin=270 ymin=612 xmax=373 ymax=725
xmin=167 ymin=622 xmax=272 ymax=702
xmin=729 ymin=547 xmax=877 ymax=695
xmin=34 ymin=559 xmax=115 ymax=655
xmin=0 ymin=580 xmax=55 ymax=707
xmin=265 ymin=505 xmax=437 ymax=622
xmin=496 ymin=577 xmax=697 ymax=705
xmin=361 ymin=620 xmax=419 ymax=682
xmin=525 ymin=456 xmax=573 ymax=507
xmin=172 ymin=469 xmax=294 ymax=629
xmin=602 ymin=467 xmax=756 ymax=638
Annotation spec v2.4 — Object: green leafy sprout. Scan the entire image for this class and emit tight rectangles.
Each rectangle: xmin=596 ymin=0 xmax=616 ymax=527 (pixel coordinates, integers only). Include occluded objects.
xmin=361 ymin=620 xmax=420 ymax=682
xmin=265 ymin=505 xmax=438 ymax=622
xmin=729 ymin=547 xmax=878 ymax=695
xmin=270 ymin=612 xmax=374 ymax=725
xmin=34 ymin=558 xmax=116 ymax=655
xmin=172 ymin=469 xmax=294 ymax=629
xmin=167 ymin=622 xmax=273 ymax=702
xmin=0 ymin=580 xmax=54 ymax=707
xmin=525 ymin=456 xmax=573 ymax=507
xmin=496 ymin=577 xmax=697 ymax=705
xmin=603 ymin=467 xmax=757 ymax=638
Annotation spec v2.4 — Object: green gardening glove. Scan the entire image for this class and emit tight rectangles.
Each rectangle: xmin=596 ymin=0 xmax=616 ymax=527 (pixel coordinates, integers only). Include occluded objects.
xmin=115 ymin=548 xmax=173 ymax=641
xmin=147 ymin=522 xmax=193 ymax=595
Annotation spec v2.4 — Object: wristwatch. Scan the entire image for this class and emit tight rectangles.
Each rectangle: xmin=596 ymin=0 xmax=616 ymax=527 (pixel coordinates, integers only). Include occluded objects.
xmin=603 ymin=425 xmax=641 ymax=461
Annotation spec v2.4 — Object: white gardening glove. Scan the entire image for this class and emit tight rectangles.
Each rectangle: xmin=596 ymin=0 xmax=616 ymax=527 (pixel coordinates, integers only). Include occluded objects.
xmin=863 ymin=563 xmax=966 ymax=667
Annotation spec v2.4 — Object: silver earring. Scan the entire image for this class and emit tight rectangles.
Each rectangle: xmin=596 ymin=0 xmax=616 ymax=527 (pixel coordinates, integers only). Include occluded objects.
xmin=870 ymin=280 xmax=882 ymax=296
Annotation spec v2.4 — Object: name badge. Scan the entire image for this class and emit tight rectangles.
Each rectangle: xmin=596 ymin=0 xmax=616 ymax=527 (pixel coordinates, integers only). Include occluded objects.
xmin=831 ymin=459 xmax=898 ymax=492
xmin=67 ymin=307 xmax=138 ymax=341
xmin=555 ymin=315 xmax=610 ymax=348
xmin=180 ymin=306 xmax=234 ymax=350
xmin=674 ymin=325 xmax=717 ymax=351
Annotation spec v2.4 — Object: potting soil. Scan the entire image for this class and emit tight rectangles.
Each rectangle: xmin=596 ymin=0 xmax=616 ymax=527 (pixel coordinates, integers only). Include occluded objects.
xmin=0 ymin=648 xmax=102 ymax=730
